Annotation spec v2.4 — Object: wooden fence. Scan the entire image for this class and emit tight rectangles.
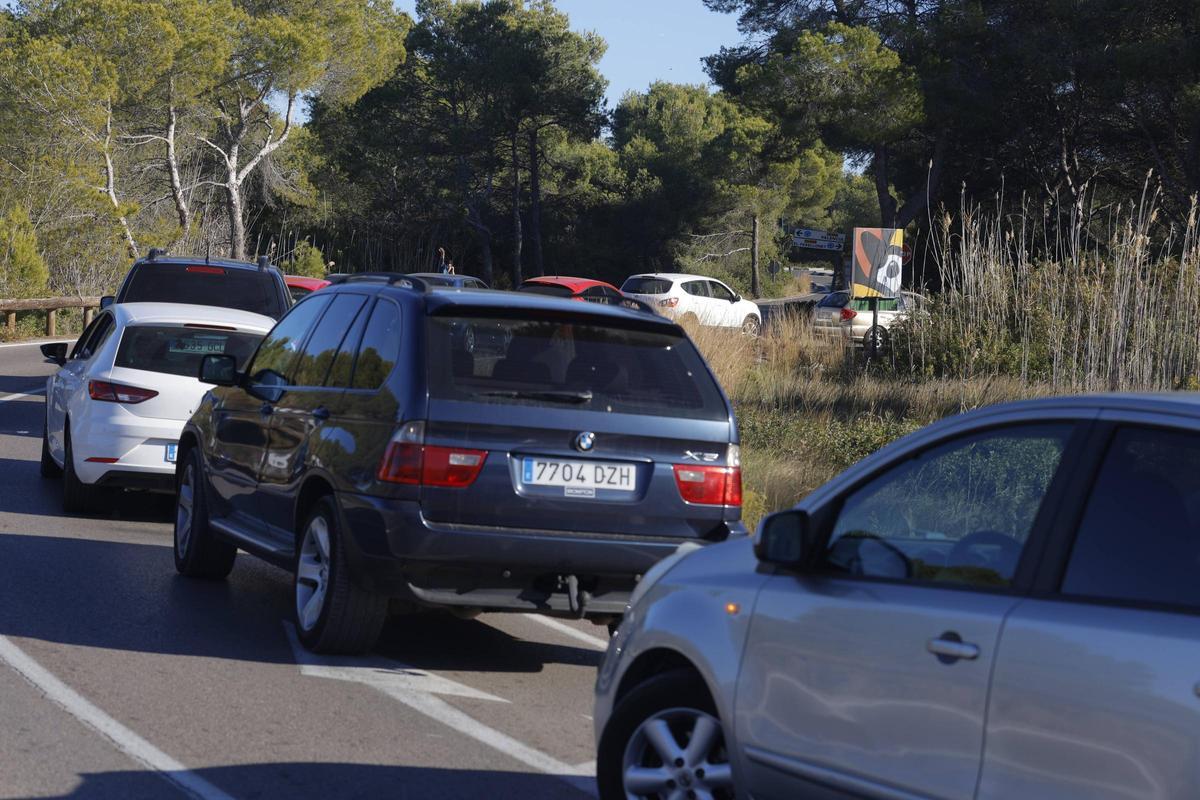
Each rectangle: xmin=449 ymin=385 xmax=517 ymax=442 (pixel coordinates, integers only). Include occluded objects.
xmin=0 ymin=296 xmax=102 ymax=337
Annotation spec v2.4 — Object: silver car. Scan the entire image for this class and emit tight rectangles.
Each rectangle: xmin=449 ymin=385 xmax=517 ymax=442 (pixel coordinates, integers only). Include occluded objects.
xmin=811 ymin=290 xmax=924 ymax=350
xmin=595 ymin=394 xmax=1200 ymax=800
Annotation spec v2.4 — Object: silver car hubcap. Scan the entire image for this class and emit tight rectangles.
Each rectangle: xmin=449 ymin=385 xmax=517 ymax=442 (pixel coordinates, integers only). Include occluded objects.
xmin=295 ymin=516 xmax=331 ymax=632
xmin=622 ymin=708 xmax=732 ymax=800
xmin=175 ymin=464 xmax=194 ymax=556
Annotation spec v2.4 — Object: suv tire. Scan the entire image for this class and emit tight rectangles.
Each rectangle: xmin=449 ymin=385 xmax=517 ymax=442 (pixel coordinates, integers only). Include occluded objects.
xmin=597 ymin=670 xmax=734 ymax=800
xmin=741 ymin=315 xmax=761 ymax=336
xmin=293 ymin=496 xmax=387 ymax=654
xmin=174 ymin=449 xmax=236 ymax=579
xmin=40 ymin=418 xmax=61 ymax=478
xmin=61 ymin=424 xmax=101 ymax=514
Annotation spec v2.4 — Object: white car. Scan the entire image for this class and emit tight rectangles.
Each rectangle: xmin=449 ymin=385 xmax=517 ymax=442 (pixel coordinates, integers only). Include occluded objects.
xmin=621 ymin=273 xmax=762 ymax=335
xmin=39 ymin=303 xmax=273 ymax=513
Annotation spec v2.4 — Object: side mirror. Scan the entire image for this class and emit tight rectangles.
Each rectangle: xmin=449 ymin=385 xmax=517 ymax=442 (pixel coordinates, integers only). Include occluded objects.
xmin=40 ymin=342 xmax=68 ymax=366
xmin=730 ymin=295 xmax=740 ymax=303
xmin=99 ymin=296 xmax=114 ymax=310
xmin=199 ymin=354 xmax=239 ymax=386
xmin=754 ymin=509 xmax=820 ymax=570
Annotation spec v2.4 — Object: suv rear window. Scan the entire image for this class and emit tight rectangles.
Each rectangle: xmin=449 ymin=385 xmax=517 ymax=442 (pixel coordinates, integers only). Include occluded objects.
xmin=621 ymin=277 xmax=671 ymax=295
xmin=115 ymin=326 xmax=262 ymax=378
xmin=427 ymin=316 xmax=728 ymax=421
xmin=519 ymin=283 xmax=574 ymax=297
xmin=850 ymin=297 xmax=900 ymax=312
xmin=120 ymin=264 xmax=286 ymax=318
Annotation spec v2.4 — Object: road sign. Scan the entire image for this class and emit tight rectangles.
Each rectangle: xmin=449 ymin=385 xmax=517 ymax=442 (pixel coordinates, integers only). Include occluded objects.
xmin=792 ymin=227 xmax=846 ymax=251
xmin=902 ymin=242 xmax=913 ymax=265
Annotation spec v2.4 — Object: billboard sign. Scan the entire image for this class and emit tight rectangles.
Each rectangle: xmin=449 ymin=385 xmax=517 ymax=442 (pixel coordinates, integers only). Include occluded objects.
xmin=851 ymin=227 xmax=904 ymax=298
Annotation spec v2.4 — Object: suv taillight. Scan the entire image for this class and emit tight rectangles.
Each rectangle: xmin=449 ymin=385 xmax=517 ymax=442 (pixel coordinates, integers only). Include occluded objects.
xmin=88 ymin=380 xmax=158 ymax=404
xmin=672 ymin=445 xmax=742 ymax=506
xmin=840 ymin=307 xmax=857 ymax=322
xmin=377 ymin=421 xmax=488 ymax=488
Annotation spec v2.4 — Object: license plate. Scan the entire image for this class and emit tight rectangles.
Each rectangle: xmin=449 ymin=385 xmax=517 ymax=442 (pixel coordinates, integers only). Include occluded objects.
xmin=165 ymin=443 xmax=177 ymax=463
xmin=521 ymin=457 xmax=635 ymax=498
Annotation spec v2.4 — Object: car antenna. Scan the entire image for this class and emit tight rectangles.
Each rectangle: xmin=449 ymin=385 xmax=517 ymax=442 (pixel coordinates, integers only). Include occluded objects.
xmin=205 ymin=241 xmax=211 ymax=264
xmin=257 ymin=255 xmax=270 ymax=272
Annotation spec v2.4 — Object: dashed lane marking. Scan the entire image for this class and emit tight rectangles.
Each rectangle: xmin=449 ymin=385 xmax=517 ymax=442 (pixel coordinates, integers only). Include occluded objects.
xmin=520 ymin=614 xmax=610 ymax=651
xmin=0 ymin=633 xmax=238 ymax=800
xmin=0 ymin=387 xmax=46 ymax=404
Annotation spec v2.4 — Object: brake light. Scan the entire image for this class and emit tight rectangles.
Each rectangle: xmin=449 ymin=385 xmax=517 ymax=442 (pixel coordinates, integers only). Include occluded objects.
xmin=840 ymin=307 xmax=857 ymax=322
xmin=658 ymin=297 xmax=679 ymax=308
xmin=185 ymin=265 xmax=226 ymax=275
xmin=377 ymin=421 xmax=488 ymax=488
xmin=88 ymin=380 xmax=158 ymax=404
xmin=672 ymin=445 xmax=741 ymax=506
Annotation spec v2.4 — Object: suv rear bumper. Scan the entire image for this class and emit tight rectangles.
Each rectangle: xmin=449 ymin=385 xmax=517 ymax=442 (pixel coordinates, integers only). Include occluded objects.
xmin=337 ymin=492 xmax=745 ymax=616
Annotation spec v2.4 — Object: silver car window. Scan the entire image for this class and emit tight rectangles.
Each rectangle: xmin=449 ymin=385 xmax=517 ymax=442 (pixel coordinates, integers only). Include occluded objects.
xmin=825 ymin=424 xmax=1072 ymax=587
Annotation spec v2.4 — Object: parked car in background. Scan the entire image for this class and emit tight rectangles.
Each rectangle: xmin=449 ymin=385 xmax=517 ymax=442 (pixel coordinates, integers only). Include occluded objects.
xmin=621 ymin=273 xmax=761 ymax=334
xmin=519 ymin=276 xmax=656 ymax=314
xmin=811 ymin=289 xmax=925 ymax=351
xmin=39 ymin=303 xmax=272 ymax=513
xmin=407 ymin=272 xmax=489 ymax=289
xmin=284 ymin=275 xmax=331 ymax=302
xmin=174 ymin=275 xmax=744 ymax=654
xmin=103 ymin=249 xmax=292 ymax=319
xmin=596 ymin=393 xmax=1200 ymax=800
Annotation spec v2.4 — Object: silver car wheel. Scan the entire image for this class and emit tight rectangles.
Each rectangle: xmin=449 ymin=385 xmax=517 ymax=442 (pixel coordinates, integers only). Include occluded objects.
xmin=175 ymin=463 xmax=194 ymax=556
xmin=295 ymin=515 xmax=332 ymax=632
xmin=621 ymin=708 xmax=733 ymax=800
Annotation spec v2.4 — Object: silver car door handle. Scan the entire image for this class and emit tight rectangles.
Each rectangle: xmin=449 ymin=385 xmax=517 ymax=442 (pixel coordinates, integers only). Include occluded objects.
xmin=927 ymin=636 xmax=980 ymax=662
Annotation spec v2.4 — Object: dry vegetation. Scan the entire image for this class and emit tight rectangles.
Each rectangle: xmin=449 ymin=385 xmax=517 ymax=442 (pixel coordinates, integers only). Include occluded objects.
xmin=694 ymin=192 xmax=1200 ymax=529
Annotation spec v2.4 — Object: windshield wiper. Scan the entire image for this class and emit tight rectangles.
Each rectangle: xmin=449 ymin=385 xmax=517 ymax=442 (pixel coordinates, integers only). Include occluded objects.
xmin=477 ymin=389 xmax=594 ymax=404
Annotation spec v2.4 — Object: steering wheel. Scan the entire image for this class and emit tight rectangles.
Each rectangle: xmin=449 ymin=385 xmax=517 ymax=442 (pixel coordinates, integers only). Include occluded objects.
xmin=947 ymin=530 xmax=1022 ymax=576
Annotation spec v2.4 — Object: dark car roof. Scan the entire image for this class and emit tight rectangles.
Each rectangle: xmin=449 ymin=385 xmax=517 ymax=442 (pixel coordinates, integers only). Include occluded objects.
xmin=408 ymin=272 xmax=487 ymax=287
xmin=132 ymin=255 xmax=275 ymax=271
xmin=328 ymin=276 xmax=676 ymax=328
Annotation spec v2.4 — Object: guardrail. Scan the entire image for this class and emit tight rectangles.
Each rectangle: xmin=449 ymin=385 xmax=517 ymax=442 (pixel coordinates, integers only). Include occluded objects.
xmin=0 ymin=296 xmax=102 ymax=337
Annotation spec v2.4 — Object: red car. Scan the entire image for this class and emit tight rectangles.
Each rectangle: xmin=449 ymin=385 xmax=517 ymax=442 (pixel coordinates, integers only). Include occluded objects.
xmin=518 ymin=276 xmax=654 ymax=313
xmin=284 ymin=275 xmax=331 ymax=302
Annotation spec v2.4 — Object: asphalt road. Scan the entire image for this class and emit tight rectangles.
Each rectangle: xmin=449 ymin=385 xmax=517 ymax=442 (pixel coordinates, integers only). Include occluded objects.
xmin=0 ymin=340 xmax=608 ymax=800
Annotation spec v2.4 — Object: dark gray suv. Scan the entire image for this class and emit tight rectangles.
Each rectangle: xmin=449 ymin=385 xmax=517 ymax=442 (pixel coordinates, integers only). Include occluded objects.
xmin=174 ymin=274 xmax=744 ymax=653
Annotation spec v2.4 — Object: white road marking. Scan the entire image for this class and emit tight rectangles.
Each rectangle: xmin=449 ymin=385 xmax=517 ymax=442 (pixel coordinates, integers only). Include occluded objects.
xmin=0 ymin=633 xmax=237 ymax=800
xmin=521 ymin=614 xmax=610 ymax=651
xmin=0 ymin=387 xmax=46 ymax=404
xmin=284 ymin=624 xmax=596 ymax=796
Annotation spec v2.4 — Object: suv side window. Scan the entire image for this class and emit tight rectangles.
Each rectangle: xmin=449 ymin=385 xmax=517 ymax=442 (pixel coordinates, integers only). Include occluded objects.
xmin=708 ymin=281 xmax=735 ymax=302
xmin=247 ymin=295 xmax=331 ymax=386
xmin=292 ymin=294 xmax=368 ymax=387
xmin=1062 ymin=426 xmax=1200 ymax=609
xmin=350 ymin=299 xmax=402 ymax=390
xmin=825 ymin=424 xmax=1072 ymax=588
xmin=682 ymin=280 xmax=710 ymax=298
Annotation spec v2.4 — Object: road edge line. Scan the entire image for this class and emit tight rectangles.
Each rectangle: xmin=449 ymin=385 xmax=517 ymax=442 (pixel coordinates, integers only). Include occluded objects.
xmin=0 ymin=634 xmax=238 ymax=800
xmin=520 ymin=614 xmax=609 ymax=651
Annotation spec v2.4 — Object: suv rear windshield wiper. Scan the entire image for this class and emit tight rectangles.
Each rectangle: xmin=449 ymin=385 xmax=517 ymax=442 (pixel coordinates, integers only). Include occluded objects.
xmin=476 ymin=389 xmax=594 ymax=404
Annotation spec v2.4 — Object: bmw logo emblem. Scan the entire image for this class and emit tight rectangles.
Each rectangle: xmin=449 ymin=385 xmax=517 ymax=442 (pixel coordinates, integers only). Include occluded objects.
xmin=575 ymin=432 xmax=596 ymax=452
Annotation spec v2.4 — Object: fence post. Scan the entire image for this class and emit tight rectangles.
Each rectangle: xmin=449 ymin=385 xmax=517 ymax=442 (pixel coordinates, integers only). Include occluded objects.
xmin=5 ymin=312 xmax=13 ymax=335
xmin=46 ymin=309 xmax=56 ymax=337
xmin=84 ymin=307 xmax=95 ymax=327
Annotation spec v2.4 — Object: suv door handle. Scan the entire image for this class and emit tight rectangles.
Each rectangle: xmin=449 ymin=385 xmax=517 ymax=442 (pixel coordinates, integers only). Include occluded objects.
xmin=260 ymin=402 xmax=274 ymax=416
xmin=927 ymin=633 xmax=980 ymax=663
xmin=311 ymin=406 xmax=330 ymax=421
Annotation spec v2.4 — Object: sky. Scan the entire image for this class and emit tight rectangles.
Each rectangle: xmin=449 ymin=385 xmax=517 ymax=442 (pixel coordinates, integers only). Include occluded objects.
xmin=393 ymin=0 xmax=745 ymax=107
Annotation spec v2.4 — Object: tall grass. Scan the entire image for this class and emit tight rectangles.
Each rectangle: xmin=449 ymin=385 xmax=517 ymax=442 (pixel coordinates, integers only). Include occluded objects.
xmin=893 ymin=190 xmax=1200 ymax=391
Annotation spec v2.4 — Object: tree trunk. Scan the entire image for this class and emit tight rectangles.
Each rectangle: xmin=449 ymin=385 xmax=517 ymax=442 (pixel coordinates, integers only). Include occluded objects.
xmin=750 ymin=214 xmax=761 ymax=297
xmin=528 ymin=130 xmax=544 ymax=277
xmin=102 ymin=104 xmax=139 ymax=259
xmin=510 ymin=130 xmax=523 ymax=287
xmin=165 ymin=90 xmax=191 ymax=248
xmin=466 ymin=204 xmax=494 ymax=286
xmin=873 ymin=145 xmax=899 ymax=228
xmin=227 ymin=179 xmax=246 ymax=260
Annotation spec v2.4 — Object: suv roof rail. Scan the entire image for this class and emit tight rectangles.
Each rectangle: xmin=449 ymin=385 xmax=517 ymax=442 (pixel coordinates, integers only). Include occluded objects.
xmin=328 ymin=272 xmax=428 ymax=292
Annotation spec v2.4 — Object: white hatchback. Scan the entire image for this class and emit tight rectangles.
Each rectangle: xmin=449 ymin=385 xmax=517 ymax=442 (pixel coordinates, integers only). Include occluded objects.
xmin=39 ymin=302 xmax=272 ymax=513
xmin=621 ymin=273 xmax=762 ymax=334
